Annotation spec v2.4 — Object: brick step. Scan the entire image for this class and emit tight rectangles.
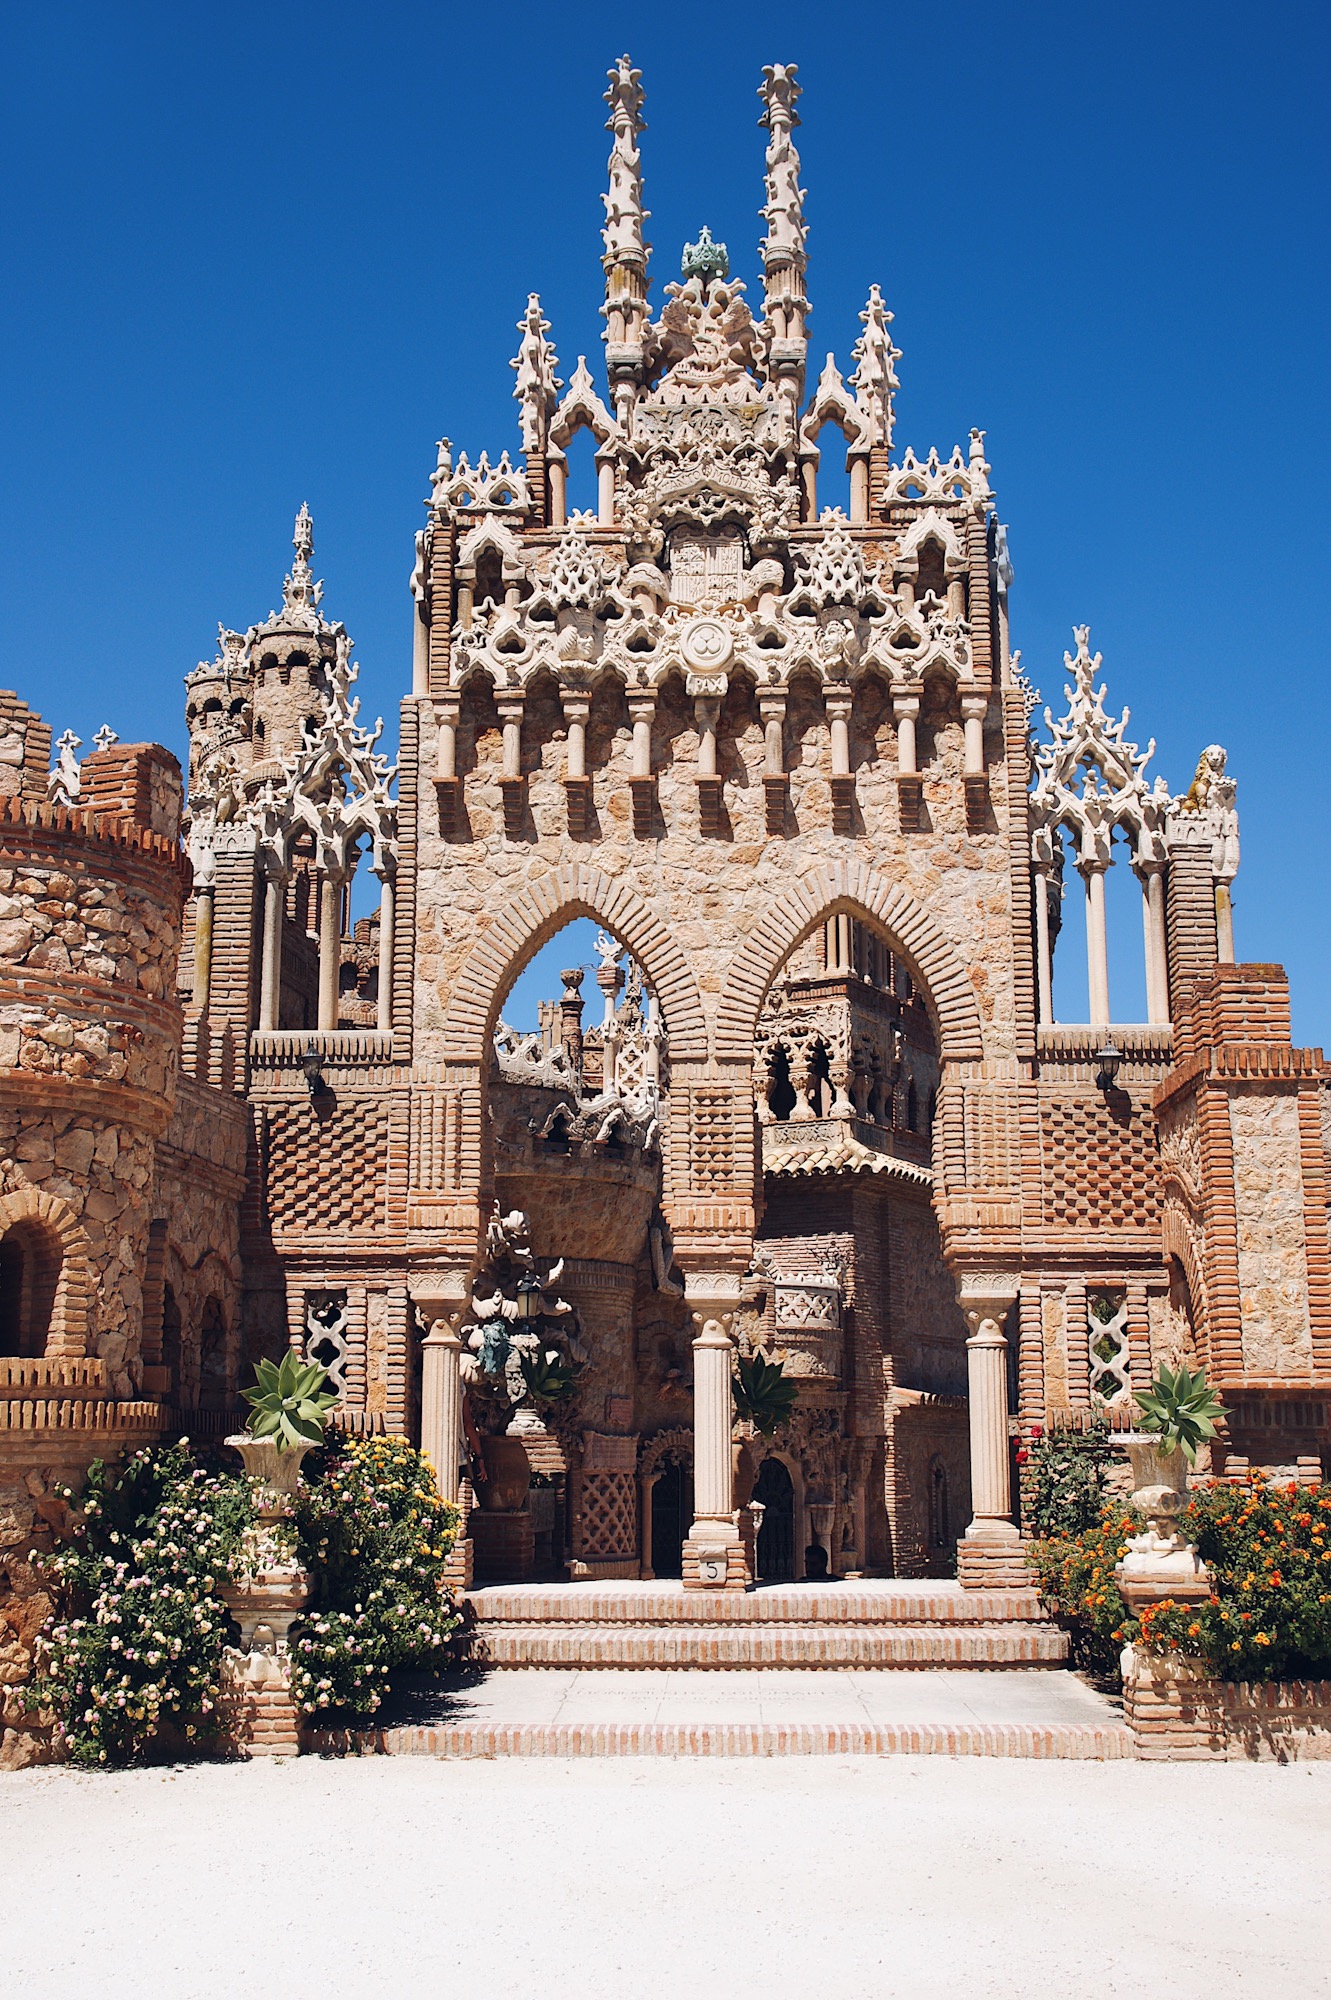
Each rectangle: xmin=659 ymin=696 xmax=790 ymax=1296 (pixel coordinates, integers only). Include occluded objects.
xmin=310 ymin=1717 xmax=1130 ymax=1759
xmin=468 ymin=1621 xmax=1068 ymax=1669
xmin=464 ymin=1584 xmax=1051 ymax=1628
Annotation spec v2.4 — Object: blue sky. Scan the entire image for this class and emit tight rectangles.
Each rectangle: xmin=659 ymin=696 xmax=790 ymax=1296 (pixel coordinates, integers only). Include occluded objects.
xmin=3 ymin=3 xmax=1327 ymax=1038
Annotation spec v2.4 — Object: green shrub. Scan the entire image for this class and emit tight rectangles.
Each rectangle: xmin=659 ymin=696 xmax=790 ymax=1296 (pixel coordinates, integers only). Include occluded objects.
xmin=291 ymin=1431 xmax=461 ymax=1717
xmin=1028 ymin=1508 xmax=1135 ymax=1677
xmin=28 ymin=1442 xmax=252 ymax=1767
xmin=1020 ymin=1419 xmax=1117 ymax=1539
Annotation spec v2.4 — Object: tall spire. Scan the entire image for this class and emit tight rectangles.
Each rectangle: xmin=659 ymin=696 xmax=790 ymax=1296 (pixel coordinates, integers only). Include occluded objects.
xmin=281 ymin=504 xmax=323 ymax=623
xmin=601 ymin=54 xmax=650 ymax=396
xmin=758 ymin=62 xmax=808 ymax=413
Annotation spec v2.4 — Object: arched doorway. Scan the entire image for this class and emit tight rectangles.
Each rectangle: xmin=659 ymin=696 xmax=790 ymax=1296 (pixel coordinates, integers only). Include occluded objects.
xmin=650 ymin=1460 xmax=692 ymax=1579
xmin=754 ymin=1456 xmax=796 ymax=1582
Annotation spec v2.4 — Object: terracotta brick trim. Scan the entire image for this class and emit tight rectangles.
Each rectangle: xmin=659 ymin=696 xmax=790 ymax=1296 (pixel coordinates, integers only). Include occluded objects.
xmin=0 ymin=1186 xmax=94 ymax=1359
xmin=714 ymin=862 xmax=986 ymax=1066
xmin=441 ymin=864 xmax=708 ymax=1063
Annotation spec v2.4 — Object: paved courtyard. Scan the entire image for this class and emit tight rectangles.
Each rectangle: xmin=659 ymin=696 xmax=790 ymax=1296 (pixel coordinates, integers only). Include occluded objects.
xmin=4 ymin=1754 xmax=1329 ymax=1998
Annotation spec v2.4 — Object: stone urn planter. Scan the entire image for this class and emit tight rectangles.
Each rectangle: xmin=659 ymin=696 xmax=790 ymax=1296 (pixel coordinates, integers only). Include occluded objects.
xmin=1115 ymin=1434 xmax=1210 ymax=1611
xmin=478 ymin=1434 xmax=532 ymax=1513
xmin=218 ymin=1434 xmax=315 ymax=1757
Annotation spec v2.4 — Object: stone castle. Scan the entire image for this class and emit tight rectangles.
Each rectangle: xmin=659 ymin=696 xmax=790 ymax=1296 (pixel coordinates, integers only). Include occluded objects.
xmin=2 ymin=57 xmax=1326 ymax=1689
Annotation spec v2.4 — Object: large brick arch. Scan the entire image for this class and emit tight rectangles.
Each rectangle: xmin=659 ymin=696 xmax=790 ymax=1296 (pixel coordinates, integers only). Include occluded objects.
xmin=442 ymin=864 xmax=709 ymax=1064
xmin=715 ymin=860 xmax=986 ymax=1066
xmin=0 ymin=1186 xmax=94 ymax=1360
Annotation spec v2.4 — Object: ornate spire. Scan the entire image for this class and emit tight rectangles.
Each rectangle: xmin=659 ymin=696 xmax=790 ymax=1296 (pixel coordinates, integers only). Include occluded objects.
xmin=511 ymin=293 xmax=562 ymax=456
xmin=758 ymin=63 xmax=806 ymax=276
xmin=601 ymin=54 xmax=651 ymax=392
xmin=757 ymin=62 xmax=808 ymax=410
xmin=849 ymin=285 xmax=901 ymax=450
xmin=681 ymin=226 xmax=729 ymax=286
xmin=602 ymin=54 xmax=648 ymax=274
xmin=280 ymin=504 xmax=324 ymax=624
xmin=1030 ymin=628 xmax=1159 ymax=868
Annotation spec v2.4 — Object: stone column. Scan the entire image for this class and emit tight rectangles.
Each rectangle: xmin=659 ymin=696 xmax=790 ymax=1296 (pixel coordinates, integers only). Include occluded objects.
xmin=192 ymin=881 xmax=215 ymax=1012
xmin=375 ymin=870 xmax=395 ymax=1034
xmin=1138 ymin=861 xmax=1170 ymax=1025
xmin=1081 ymin=859 xmax=1111 ymax=1026
xmin=317 ymin=870 xmax=345 ymax=1032
xmin=258 ymin=864 xmax=287 ymax=1032
xmin=682 ymin=1276 xmax=747 ymax=1590
xmin=1033 ymin=859 xmax=1055 ymax=1025
xmin=420 ymin=1316 xmax=463 ymax=1503
xmin=956 ymin=1281 xmax=1028 ymax=1590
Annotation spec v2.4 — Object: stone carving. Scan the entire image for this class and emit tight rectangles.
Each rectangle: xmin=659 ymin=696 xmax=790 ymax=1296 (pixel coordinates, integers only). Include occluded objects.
xmin=461 ymin=1204 xmax=586 ymax=1419
xmin=758 ymin=64 xmax=806 ymax=272
xmin=602 ymin=54 xmax=649 ymax=272
xmin=511 ymin=294 xmax=562 ymax=456
xmin=848 ymin=285 xmax=900 ymax=449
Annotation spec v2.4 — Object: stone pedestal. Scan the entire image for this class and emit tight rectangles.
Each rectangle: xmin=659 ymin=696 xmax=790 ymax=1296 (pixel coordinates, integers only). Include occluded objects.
xmin=1115 ymin=1438 xmax=1220 ymax=1758
xmin=218 ymin=1435 xmax=313 ymax=1760
xmin=472 ymin=1508 xmax=535 ymax=1583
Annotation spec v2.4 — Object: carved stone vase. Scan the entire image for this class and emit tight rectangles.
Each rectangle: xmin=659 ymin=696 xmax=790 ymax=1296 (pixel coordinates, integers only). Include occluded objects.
xmin=1115 ymin=1435 xmax=1210 ymax=1612
xmin=218 ymin=1434 xmax=315 ymax=1757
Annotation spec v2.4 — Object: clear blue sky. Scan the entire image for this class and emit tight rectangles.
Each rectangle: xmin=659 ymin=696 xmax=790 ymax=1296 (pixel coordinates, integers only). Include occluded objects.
xmin=3 ymin=3 xmax=1327 ymax=1038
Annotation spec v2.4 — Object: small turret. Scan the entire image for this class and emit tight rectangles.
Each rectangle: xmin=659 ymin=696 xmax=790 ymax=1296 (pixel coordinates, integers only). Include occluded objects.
xmin=246 ymin=506 xmax=345 ymax=767
xmin=184 ymin=625 xmax=252 ymax=792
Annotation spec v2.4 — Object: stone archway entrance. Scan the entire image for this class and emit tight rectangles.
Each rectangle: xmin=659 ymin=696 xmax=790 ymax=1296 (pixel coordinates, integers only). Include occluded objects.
xmin=650 ymin=1460 xmax=692 ymax=1579
xmin=754 ymin=1457 xmax=796 ymax=1582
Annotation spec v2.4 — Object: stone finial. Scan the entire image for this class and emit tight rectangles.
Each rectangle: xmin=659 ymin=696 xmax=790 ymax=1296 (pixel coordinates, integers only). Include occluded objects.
xmin=280 ymin=504 xmax=324 ymax=621
xmin=511 ymin=294 xmax=562 ymax=456
xmin=48 ymin=729 xmax=81 ymax=806
xmin=1030 ymin=627 xmax=1161 ymax=874
xmin=681 ymin=225 xmax=729 ymax=286
xmin=602 ymin=53 xmax=649 ymax=273
xmin=92 ymin=724 xmax=119 ymax=754
xmin=848 ymin=285 xmax=901 ymax=449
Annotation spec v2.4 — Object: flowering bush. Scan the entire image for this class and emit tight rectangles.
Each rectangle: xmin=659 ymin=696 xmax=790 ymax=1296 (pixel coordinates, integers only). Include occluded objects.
xmin=1031 ymin=1475 xmax=1331 ymax=1684
xmin=1028 ymin=1508 xmax=1135 ymax=1676
xmin=291 ymin=1432 xmax=461 ymax=1717
xmin=28 ymin=1443 xmax=252 ymax=1767
xmin=1020 ymin=1419 xmax=1117 ymax=1539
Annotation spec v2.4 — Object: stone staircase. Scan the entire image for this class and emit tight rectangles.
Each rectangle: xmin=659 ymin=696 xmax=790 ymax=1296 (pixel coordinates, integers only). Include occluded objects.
xmin=462 ymin=1580 xmax=1069 ymax=1670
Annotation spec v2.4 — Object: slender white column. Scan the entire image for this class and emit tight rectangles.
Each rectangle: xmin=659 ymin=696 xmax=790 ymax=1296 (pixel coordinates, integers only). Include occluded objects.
xmin=548 ymin=456 xmax=567 ymax=527
xmin=1215 ymin=883 xmax=1235 ymax=964
xmin=894 ymin=695 xmax=919 ymax=775
xmin=694 ymin=697 xmax=719 ymax=779
xmin=435 ymin=699 xmax=458 ymax=782
xmin=192 ymin=883 xmax=214 ymax=1012
xmin=498 ymin=702 xmax=524 ymax=780
xmin=826 ymin=689 xmax=852 ymax=777
xmin=964 ymin=1311 xmax=1014 ymax=1528
xmin=1033 ymin=865 xmax=1054 ymax=1025
xmin=1083 ymin=862 xmax=1110 ymax=1026
xmin=419 ymin=1318 xmax=463 ymax=1503
xmin=1140 ymin=864 xmax=1169 ymax=1025
xmin=412 ymin=603 xmax=429 ymax=698
xmin=628 ymin=695 xmax=655 ymax=778
xmin=562 ymin=694 xmax=590 ymax=780
xmin=258 ymin=870 xmax=285 ymax=1032
xmin=376 ymin=874 xmax=395 ymax=1034
xmin=759 ymin=695 xmax=786 ymax=777
xmin=597 ymin=455 xmax=616 ymax=525
xmin=317 ymin=871 xmax=343 ymax=1032
xmin=849 ymin=456 xmax=870 ymax=524
xmin=690 ymin=1316 xmax=735 ymax=1522
xmin=961 ymin=694 xmax=987 ymax=777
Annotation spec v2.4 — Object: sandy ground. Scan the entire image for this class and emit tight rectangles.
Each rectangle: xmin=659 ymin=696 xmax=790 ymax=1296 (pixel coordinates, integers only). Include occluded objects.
xmin=5 ymin=1755 xmax=1331 ymax=1999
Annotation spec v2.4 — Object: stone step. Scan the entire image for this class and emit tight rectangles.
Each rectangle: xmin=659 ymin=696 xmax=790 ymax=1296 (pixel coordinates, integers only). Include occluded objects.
xmin=464 ymin=1582 xmax=1051 ymax=1628
xmin=468 ymin=1621 xmax=1068 ymax=1669
xmin=312 ymin=1717 xmax=1132 ymax=1759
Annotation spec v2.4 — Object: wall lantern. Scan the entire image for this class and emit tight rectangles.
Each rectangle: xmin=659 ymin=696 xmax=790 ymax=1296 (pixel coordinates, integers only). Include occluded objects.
xmin=1093 ymin=1041 xmax=1123 ymax=1093
xmin=515 ymin=1275 xmax=544 ymax=1321
xmin=302 ymin=1042 xmax=326 ymax=1098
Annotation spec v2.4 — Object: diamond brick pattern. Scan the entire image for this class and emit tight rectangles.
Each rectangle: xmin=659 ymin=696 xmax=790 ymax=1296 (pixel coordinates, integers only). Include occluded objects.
xmin=1041 ymin=1101 xmax=1161 ymax=1228
xmin=579 ymin=1472 xmax=638 ymax=1560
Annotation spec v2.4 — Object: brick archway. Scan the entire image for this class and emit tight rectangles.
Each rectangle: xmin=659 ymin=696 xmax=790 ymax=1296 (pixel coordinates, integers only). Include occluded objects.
xmin=714 ymin=860 xmax=986 ymax=1067
xmin=442 ymin=863 xmax=709 ymax=1065
xmin=0 ymin=1187 xmax=94 ymax=1360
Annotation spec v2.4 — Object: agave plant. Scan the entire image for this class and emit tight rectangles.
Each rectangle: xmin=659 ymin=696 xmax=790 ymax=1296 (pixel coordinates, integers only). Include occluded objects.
xmin=242 ymin=1351 xmax=340 ymax=1451
xmin=732 ymin=1352 xmax=799 ymax=1437
xmin=1134 ymin=1363 xmax=1228 ymax=1464
xmin=518 ymin=1348 xmax=581 ymax=1406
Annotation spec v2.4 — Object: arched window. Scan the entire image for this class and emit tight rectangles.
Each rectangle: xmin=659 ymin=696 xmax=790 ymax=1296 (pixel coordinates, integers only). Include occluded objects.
xmin=199 ymin=1296 xmax=228 ymax=1411
xmin=0 ymin=1223 xmax=60 ymax=1359
xmin=767 ymin=1046 xmax=796 ymax=1122
xmin=915 ymin=536 xmax=947 ymax=603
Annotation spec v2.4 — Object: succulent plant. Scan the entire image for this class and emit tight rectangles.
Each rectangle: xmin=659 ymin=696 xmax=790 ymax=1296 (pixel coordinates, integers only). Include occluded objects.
xmin=241 ymin=1352 xmax=339 ymax=1451
xmin=1134 ymin=1363 xmax=1228 ymax=1465
xmin=732 ymin=1352 xmax=799 ymax=1437
xmin=518 ymin=1349 xmax=581 ymax=1405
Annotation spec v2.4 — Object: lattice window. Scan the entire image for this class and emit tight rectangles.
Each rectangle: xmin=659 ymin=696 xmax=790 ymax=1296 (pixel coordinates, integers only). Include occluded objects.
xmin=1088 ymin=1291 xmax=1130 ymax=1404
xmin=306 ymin=1291 xmax=350 ymax=1395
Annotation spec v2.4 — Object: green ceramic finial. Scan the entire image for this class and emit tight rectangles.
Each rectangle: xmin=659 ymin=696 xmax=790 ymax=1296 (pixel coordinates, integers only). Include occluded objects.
xmin=681 ymin=225 xmax=729 ymax=285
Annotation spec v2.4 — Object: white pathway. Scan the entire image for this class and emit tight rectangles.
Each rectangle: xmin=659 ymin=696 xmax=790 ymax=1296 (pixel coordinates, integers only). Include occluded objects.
xmin=4 ymin=1756 xmax=1330 ymax=1999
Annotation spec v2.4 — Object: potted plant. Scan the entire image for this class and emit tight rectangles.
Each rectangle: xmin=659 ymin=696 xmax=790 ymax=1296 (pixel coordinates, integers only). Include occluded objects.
xmin=221 ymin=1354 xmax=338 ymax=1654
xmin=1118 ymin=1363 xmax=1227 ymax=1612
xmin=732 ymin=1352 xmax=799 ymax=1437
